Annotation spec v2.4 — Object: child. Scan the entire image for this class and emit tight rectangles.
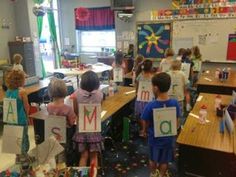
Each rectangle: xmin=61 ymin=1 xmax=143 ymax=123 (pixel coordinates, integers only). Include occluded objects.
xmin=181 ymin=48 xmax=194 ymax=80
xmin=176 ymin=48 xmax=186 ymax=61
xmin=141 ymin=72 xmax=180 ymax=177
xmin=135 ymin=59 xmax=153 ymax=137
xmin=73 ymin=71 xmax=103 ymax=167
xmin=5 ymin=70 xmax=30 ymax=162
xmin=132 ymin=55 xmax=144 ymax=83
xmin=168 ymin=60 xmax=188 ymax=125
xmin=191 ymin=46 xmax=202 ymax=85
xmin=12 ymin=54 xmax=24 ymax=71
xmin=112 ymin=51 xmax=126 ymax=84
xmin=47 ymin=78 xmax=77 ymax=165
xmin=159 ymin=48 xmax=175 ymax=72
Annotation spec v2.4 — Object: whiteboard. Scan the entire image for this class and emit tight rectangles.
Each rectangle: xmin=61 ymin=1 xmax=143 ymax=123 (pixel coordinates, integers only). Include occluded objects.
xmin=172 ymin=19 xmax=236 ymax=61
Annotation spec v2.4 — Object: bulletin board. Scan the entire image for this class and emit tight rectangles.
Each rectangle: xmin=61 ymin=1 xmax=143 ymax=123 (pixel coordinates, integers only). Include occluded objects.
xmin=137 ymin=23 xmax=171 ymax=59
xmin=172 ymin=19 xmax=236 ymax=61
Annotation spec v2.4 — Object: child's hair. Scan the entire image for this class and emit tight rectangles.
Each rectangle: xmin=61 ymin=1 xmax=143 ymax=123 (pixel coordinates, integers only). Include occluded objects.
xmin=48 ymin=78 xmax=67 ymax=99
xmin=135 ymin=55 xmax=144 ymax=65
xmin=164 ymin=48 xmax=175 ymax=58
xmin=80 ymin=71 xmax=100 ymax=92
xmin=13 ymin=54 xmax=23 ymax=64
xmin=183 ymin=48 xmax=192 ymax=58
xmin=5 ymin=70 xmax=25 ymax=90
xmin=171 ymin=60 xmax=182 ymax=70
xmin=192 ymin=46 xmax=202 ymax=59
xmin=142 ymin=59 xmax=153 ymax=72
xmin=178 ymin=48 xmax=186 ymax=56
xmin=152 ymin=72 xmax=171 ymax=93
xmin=115 ymin=51 xmax=124 ymax=65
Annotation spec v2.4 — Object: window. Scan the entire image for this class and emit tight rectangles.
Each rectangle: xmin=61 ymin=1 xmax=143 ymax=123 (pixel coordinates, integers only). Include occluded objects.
xmin=79 ymin=30 xmax=116 ymax=52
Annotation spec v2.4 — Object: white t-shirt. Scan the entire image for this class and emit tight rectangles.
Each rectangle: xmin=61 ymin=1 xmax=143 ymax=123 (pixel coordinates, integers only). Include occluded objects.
xmin=159 ymin=58 xmax=172 ymax=72
xmin=13 ymin=64 xmax=23 ymax=71
xmin=168 ymin=70 xmax=187 ymax=101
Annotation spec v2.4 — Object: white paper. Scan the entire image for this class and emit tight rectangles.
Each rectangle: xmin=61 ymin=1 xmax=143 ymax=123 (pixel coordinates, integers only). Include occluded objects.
xmin=125 ymin=90 xmax=136 ymax=95
xmin=197 ymin=95 xmax=203 ymax=102
xmin=30 ymin=136 xmax=64 ymax=164
xmin=204 ymin=77 xmax=212 ymax=82
xmin=2 ymin=125 xmax=23 ymax=154
xmin=189 ymin=113 xmax=210 ymax=123
xmin=101 ymin=110 xmax=107 ymax=119
xmin=113 ymin=67 xmax=123 ymax=82
xmin=45 ymin=115 xmax=66 ymax=143
xmin=181 ymin=63 xmax=191 ymax=78
xmin=137 ymin=80 xmax=154 ymax=102
xmin=168 ymin=73 xmax=185 ymax=100
xmin=3 ymin=98 xmax=18 ymax=124
xmin=161 ymin=62 xmax=171 ymax=73
xmin=79 ymin=104 xmax=101 ymax=133
xmin=153 ymin=107 xmax=177 ymax=137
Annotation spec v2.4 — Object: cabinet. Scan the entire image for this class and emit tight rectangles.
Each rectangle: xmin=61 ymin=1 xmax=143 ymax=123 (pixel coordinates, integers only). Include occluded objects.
xmin=8 ymin=42 xmax=36 ymax=76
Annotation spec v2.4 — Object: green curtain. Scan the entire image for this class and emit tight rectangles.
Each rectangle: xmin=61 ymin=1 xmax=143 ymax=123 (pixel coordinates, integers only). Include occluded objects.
xmin=47 ymin=11 xmax=61 ymax=69
xmin=33 ymin=0 xmax=46 ymax=78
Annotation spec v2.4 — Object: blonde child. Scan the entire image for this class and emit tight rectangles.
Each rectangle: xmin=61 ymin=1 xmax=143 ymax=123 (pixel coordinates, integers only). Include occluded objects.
xmin=168 ymin=60 xmax=188 ymax=125
xmin=135 ymin=59 xmax=153 ymax=137
xmin=12 ymin=54 xmax=24 ymax=71
xmin=47 ymin=78 xmax=77 ymax=165
xmin=141 ymin=73 xmax=180 ymax=177
xmin=159 ymin=48 xmax=175 ymax=72
xmin=5 ymin=70 xmax=30 ymax=162
xmin=73 ymin=71 xmax=103 ymax=167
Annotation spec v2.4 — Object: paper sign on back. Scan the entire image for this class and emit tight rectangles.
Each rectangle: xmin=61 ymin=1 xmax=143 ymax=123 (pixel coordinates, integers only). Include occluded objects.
xmin=3 ymin=98 xmax=18 ymax=124
xmin=79 ymin=104 xmax=101 ymax=133
xmin=113 ymin=67 xmax=123 ymax=82
xmin=181 ymin=63 xmax=191 ymax=78
xmin=2 ymin=125 xmax=23 ymax=154
xmin=45 ymin=115 xmax=66 ymax=143
xmin=137 ymin=80 xmax=154 ymax=102
xmin=153 ymin=107 xmax=177 ymax=137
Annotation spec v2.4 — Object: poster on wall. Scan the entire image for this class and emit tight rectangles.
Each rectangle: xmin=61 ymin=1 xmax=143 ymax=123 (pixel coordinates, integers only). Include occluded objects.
xmin=137 ymin=23 xmax=171 ymax=59
xmin=227 ymin=34 xmax=236 ymax=61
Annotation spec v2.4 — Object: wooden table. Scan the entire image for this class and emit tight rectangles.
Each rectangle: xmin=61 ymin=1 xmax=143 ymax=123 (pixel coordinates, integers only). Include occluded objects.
xmin=51 ymin=63 xmax=112 ymax=77
xmin=30 ymin=86 xmax=136 ymax=144
xmin=177 ymin=93 xmax=236 ymax=177
xmin=197 ymin=70 xmax=236 ymax=95
xmin=0 ymin=79 xmax=50 ymax=102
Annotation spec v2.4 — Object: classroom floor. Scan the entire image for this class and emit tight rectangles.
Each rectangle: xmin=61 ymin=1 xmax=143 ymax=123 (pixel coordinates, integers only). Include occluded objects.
xmin=101 ymin=123 xmax=179 ymax=177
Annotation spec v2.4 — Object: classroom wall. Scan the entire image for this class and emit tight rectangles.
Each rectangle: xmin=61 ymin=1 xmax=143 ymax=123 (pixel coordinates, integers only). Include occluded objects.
xmin=0 ymin=0 xmax=17 ymax=61
xmin=59 ymin=0 xmax=172 ymax=53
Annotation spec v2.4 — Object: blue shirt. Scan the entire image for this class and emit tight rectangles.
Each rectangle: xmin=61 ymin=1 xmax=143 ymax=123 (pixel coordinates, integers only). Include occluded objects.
xmin=141 ymin=99 xmax=180 ymax=148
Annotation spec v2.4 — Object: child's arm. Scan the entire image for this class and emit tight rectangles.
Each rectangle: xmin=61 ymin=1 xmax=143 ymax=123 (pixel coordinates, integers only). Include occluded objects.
xmin=73 ymin=97 xmax=78 ymax=115
xmin=19 ymin=89 xmax=30 ymax=116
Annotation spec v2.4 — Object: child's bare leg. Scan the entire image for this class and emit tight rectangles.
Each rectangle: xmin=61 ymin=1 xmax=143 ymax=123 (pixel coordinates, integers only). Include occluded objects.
xmin=90 ymin=151 xmax=98 ymax=167
xmin=149 ymin=160 xmax=158 ymax=174
xmin=159 ymin=163 xmax=168 ymax=177
xmin=79 ymin=150 xmax=89 ymax=166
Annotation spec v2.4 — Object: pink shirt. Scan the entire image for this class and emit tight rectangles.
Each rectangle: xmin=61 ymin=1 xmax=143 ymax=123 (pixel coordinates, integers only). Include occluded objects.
xmin=74 ymin=88 xmax=103 ymax=104
xmin=47 ymin=103 xmax=76 ymax=127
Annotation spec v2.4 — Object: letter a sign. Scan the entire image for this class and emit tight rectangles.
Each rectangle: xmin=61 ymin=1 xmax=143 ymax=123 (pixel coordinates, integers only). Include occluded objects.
xmin=79 ymin=104 xmax=101 ymax=133
xmin=3 ymin=98 xmax=18 ymax=124
xmin=113 ymin=67 xmax=123 ymax=82
xmin=153 ymin=107 xmax=177 ymax=137
xmin=137 ymin=81 xmax=154 ymax=102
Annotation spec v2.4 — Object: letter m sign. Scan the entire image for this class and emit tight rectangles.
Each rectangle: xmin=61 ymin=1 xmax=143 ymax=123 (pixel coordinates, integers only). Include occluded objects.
xmin=79 ymin=104 xmax=101 ymax=133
